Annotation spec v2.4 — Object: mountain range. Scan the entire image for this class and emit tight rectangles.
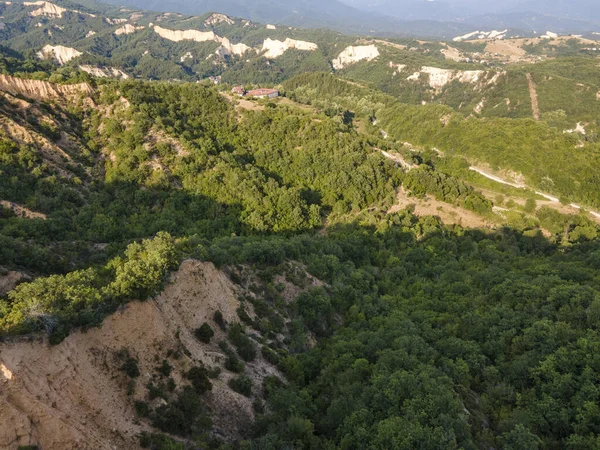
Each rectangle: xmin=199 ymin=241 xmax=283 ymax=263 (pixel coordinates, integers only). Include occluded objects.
xmin=99 ymin=0 xmax=600 ymax=36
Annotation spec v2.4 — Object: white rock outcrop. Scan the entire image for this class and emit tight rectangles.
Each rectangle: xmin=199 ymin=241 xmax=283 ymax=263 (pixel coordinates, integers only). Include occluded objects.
xmin=216 ymin=37 xmax=251 ymax=57
xmin=406 ymin=66 xmax=502 ymax=91
xmin=79 ymin=65 xmax=129 ymax=79
xmin=37 ymin=44 xmax=82 ymax=65
xmin=453 ymin=29 xmax=507 ymax=42
xmin=565 ymin=122 xmax=586 ymax=135
xmin=153 ymin=24 xmax=216 ymax=42
xmin=23 ymin=1 xmax=94 ymax=18
xmin=266 ymin=24 xmax=276 ymax=30
xmin=204 ymin=13 xmax=234 ymax=26
xmin=332 ymin=45 xmax=379 ymax=70
xmin=152 ymin=25 xmax=251 ymax=57
xmin=0 ymin=74 xmax=92 ymax=101
xmin=105 ymin=17 xmax=127 ymax=25
xmin=114 ymin=23 xmax=143 ymax=35
xmin=261 ymin=38 xmax=318 ymax=58
xmin=541 ymin=31 xmax=558 ymax=39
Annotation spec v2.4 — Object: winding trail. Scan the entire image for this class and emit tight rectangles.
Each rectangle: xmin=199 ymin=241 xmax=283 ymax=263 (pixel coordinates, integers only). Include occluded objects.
xmin=469 ymin=167 xmax=600 ymax=219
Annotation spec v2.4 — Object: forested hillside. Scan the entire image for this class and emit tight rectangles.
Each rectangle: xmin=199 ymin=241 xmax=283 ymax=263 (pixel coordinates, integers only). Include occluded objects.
xmin=3 ymin=3 xmax=600 ymax=450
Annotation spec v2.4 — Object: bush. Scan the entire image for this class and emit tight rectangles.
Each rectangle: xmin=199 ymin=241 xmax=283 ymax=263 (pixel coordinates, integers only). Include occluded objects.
xmin=194 ymin=322 xmax=215 ymax=343
xmin=135 ymin=400 xmax=151 ymax=418
xmin=186 ymin=366 xmax=213 ymax=394
xmin=220 ymin=341 xmax=245 ymax=373
xmin=229 ymin=375 xmax=252 ymax=397
xmin=139 ymin=432 xmax=184 ymax=450
xmin=121 ymin=357 xmax=140 ymax=378
xmin=228 ymin=323 xmax=257 ymax=361
xmin=261 ymin=345 xmax=281 ymax=365
xmin=213 ymin=310 xmax=226 ymax=330
xmin=156 ymin=360 xmax=172 ymax=377
xmin=152 ymin=387 xmax=204 ymax=436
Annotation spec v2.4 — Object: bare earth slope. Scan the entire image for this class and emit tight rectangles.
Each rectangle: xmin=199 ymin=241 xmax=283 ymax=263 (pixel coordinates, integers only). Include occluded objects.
xmin=0 ymin=260 xmax=277 ymax=450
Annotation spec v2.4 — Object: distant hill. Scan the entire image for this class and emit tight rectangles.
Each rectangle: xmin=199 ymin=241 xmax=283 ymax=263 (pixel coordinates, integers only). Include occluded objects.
xmin=340 ymin=0 xmax=600 ymax=33
xmin=97 ymin=0 xmax=474 ymax=37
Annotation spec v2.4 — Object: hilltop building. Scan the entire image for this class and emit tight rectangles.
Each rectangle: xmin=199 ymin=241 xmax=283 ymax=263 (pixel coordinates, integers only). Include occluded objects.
xmin=246 ymin=88 xmax=279 ymax=99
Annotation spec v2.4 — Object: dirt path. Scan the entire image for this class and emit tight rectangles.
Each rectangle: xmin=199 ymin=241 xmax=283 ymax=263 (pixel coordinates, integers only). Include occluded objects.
xmin=471 ymin=166 xmax=600 ymax=222
xmin=526 ymin=73 xmax=540 ymax=121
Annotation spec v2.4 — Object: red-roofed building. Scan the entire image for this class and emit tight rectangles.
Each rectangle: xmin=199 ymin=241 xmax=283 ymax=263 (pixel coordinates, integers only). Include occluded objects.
xmin=231 ymin=86 xmax=246 ymax=96
xmin=246 ymin=88 xmax=279 ymax=99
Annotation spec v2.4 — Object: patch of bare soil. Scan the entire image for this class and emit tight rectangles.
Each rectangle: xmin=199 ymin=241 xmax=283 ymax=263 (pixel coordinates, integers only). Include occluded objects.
xmin=272 ymin=262 xmax=325 ymax=304
xmin=220 ymin=92 xmax=265 ymax=113
xmin=526 ymin=73 xmax=540 ymax=120
xmin=0 ymin=260 xmax=283 ymax=450
xmin=388 ymin=187 xmax=494 ymax=229
xmin=370 ymin=39 xmax=407 ymax=51
xmin=482 ymin=39 xmax=527 ymax=61
xmin=0 ymin=201 xmax=46 ymax=220
xmin=0 ymin=270 xmax=29 ymax=296
xmin=144 ymin=128 xmax=189 ymax=157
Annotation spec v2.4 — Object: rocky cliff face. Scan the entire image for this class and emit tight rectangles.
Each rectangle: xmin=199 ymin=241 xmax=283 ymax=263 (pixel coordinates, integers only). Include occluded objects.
xmin=79 ymin=65 xmax=130 ymax=79
xmin=261 ymin=38 xmax=318 ymax=59
xmin=152 ymin=24 xmax=251 ymax=56
xmin=0 ymin=260 xmax=281 ymax=450
xmin=0 ymin=75 xmax=92 ymax=102
xmin=404 ymin=66 xmax=502 ymax=91
xmin=114 ymin=23 xmax=144 ymax=35
xmin=37 ymin=45 xmax=82 ymax=65
xmin=332 ymin=45 xmax=380 ymax=70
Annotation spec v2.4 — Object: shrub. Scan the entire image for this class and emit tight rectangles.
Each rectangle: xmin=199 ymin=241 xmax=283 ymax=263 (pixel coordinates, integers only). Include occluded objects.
xmin=194 ymin=322 xmax=215 ymax=343
xmin=121 ymin=357 xmax=140 ymax=378
xmin=237 ymin=304 xmax=254 ymax=326
xmin=152 ymin=387 xmax=210 ymax=436
xmin=228 ymin=323 xmax=257 ymax=361
xmin=229 ymin=375 xmax=252 ymax=397
xmin=139 ymin=432 xmax=184 ymax=450
xmin=186 ymin=366 xmax=213 ymax=394
xmin=220 ymin=341 xmax=245 ymax=373
xmin=156 ymin=360 xmax=172 ymax=377
xmin=213 ymin=310 xmax=226 ymax=330
xmin=135 ymin=400 xmax=150 ymax=418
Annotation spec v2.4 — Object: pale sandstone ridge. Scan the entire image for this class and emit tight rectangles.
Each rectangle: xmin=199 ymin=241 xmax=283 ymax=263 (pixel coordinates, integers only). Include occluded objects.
xmin=216 ymin=37 xmax=252 ymax=57
xmin=332 ymin=45 xmax=379 ymax=70
xmin=114 ymin=23 xmax=144 ymax=35
xmin=79 ymin=65 xmax=130 ymax=79
xmin=0 ymin=74 xmax=92 ymax=101
xmin=105 ymin=17 xmax=127 ymax=25
xmin=153 ymin=24 xmax=216 ymax=42
xmin=152 ymin=24 xmax=251 ymax=56
xmin=204 ymin=13 xmax=234 ymax=26
xmin=262 ymin=37 xmax=318 ymax=58
xmin=0 ymin=260 xmax=281 ymax=450
xmin=406 ymin=66 xmax=502 ymax=91
xmin=23 ymin=1 xmax=95 ymax=18
xmin=37 ymin=44 xmax=82 ymax=65
xmin=453 ymin=29 xmax=507 ymax=42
